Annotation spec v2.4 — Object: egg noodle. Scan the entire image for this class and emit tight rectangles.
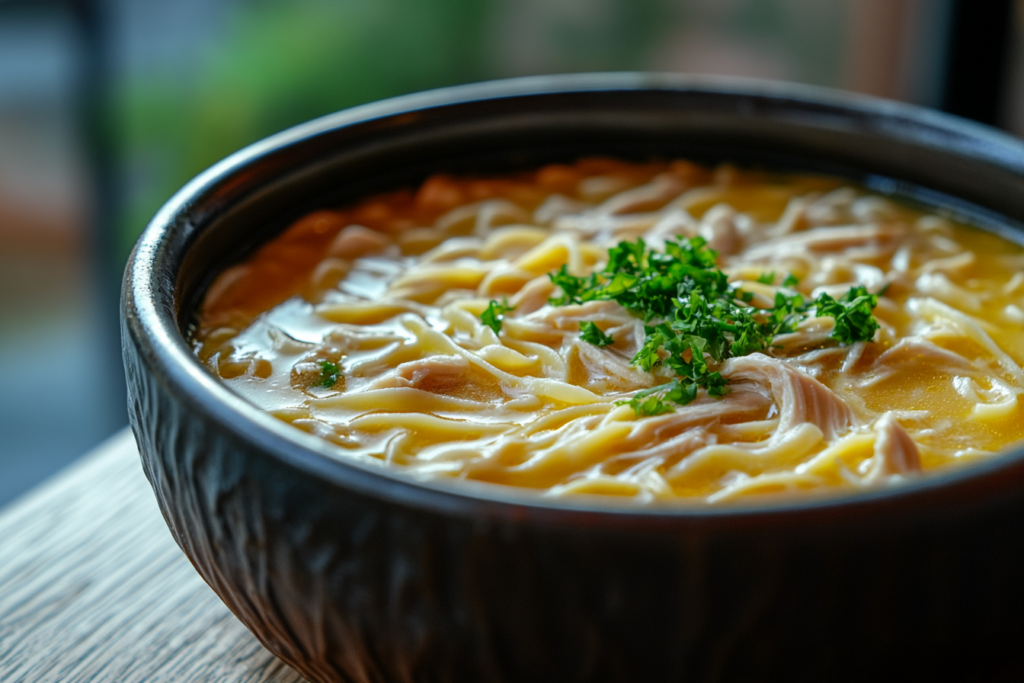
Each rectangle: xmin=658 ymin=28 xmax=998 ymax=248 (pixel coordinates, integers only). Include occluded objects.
xmin=192 ymin=159 xmax=1024 ymax=502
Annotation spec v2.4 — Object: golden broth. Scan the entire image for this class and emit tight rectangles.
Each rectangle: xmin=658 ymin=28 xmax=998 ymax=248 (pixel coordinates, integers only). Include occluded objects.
xmin=192 ymin=159 xmax=1024 ymax=502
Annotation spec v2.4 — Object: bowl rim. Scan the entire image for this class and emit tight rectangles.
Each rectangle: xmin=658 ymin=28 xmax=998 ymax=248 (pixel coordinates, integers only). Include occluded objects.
xmin=124 ymin=71 xmax=1024 ymax=527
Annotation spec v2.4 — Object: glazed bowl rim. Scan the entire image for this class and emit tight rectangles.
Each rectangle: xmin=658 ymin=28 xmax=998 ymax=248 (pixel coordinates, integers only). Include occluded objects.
xmin=123 ymin=71 xmax=1024 ymax=525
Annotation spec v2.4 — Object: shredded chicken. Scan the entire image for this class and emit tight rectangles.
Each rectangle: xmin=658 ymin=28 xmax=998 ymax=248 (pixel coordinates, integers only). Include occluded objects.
xmin=508 ymin=275 xmax=556 ymax=315
xmin=569 ymin=340 xmax=652 ymax=392
xmin=598 ymin=428 xmax=711 ymax=473
xmin=367 ymin=355 xmax=470 ymax=390
xmin=524 ymin=299 xmax=636 ymax=332
xmin=597 ymin=173 xmax=685 ymax=216
xmin=328 ymin=224 xmax=391 ymax=259
xmin=874 ymin=337 xmax=974 ymax=372
xmin=698 ymin=204 xmax=743 ymax=256
xmin=625 ymin=388 xmax=773 ymax=444
xmin=742 ymin=224 xmax=905 ymax=260
xmin=722 ymin=353 xmax=855 ymax=441
xmin=864 ymin=413 xmax=921 ymax=482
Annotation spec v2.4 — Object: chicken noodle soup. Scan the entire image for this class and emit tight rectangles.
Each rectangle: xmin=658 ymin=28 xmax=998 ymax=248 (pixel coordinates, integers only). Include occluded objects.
xmin=192 ymin=159 xmax=1024 ymax=502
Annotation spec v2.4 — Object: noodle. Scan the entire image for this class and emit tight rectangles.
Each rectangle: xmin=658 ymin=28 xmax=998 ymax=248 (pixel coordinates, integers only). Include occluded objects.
xmin=192 ymin=159 xmax=1024 ymax=503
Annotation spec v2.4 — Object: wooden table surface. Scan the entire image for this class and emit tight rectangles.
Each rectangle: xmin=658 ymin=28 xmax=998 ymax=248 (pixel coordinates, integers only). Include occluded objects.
xmin=0 ymin=429 xmax=307 ymax=682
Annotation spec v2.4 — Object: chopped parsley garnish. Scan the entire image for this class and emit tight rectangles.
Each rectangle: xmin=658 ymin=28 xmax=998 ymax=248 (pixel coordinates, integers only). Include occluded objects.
xmin=756 ymin=271 xmax=775 ymax=285
xmin=548 ymin=237 xmax=725 ymax=321
xmin=783 ymin=272 xmax=800 ymax=288
xmin=580 ymin=321 xmax=615 ymax=347
xmin=317 ymin=360 xmax=341 ymax=388
xmin=765 ymin=290 xmax=807 ymax=337
xmin=813 ymin=286 xmax=880 ymax=344
xmin=481 ymin=298 xmax=515 ymax=335
xmin=546 ymin=236 xmax=881 ymax=416
xmin=619 ymin=379 xmax=696 ymax=416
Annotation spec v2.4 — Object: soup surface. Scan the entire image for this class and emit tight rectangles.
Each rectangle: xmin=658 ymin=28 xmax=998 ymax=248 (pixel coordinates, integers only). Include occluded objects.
xmin=192 ymin=159 xmax=1024 ymax=502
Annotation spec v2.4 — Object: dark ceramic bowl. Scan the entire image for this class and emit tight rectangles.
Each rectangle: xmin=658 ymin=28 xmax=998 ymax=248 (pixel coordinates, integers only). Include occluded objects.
xmin=123 ymin=74 xmax=1024 ymax=683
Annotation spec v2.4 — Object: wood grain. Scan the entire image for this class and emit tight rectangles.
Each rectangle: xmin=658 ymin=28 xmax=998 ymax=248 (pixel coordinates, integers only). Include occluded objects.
xmin=0 ymin=429 xmax=307 ymax=683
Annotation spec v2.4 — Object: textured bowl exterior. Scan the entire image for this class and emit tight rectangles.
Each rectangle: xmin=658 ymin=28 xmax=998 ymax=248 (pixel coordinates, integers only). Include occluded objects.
xmin=123 ymin=74 xmax=1024 ymax=682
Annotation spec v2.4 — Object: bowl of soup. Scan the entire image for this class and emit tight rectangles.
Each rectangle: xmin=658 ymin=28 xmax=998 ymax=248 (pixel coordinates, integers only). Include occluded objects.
xmin=122 ymin=73 xmax=1024 ymax=682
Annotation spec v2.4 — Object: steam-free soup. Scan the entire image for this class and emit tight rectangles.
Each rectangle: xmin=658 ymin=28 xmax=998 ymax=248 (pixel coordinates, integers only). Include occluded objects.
xmin=192 ymin=159 xmax=1024 ymax=502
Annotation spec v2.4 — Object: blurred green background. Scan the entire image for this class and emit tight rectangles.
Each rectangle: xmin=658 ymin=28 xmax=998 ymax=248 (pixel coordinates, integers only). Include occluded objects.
xmin=115 ymin=0 xmax=852 ymax=258
xmin=120 ymin=0 xmax=492 ymax=256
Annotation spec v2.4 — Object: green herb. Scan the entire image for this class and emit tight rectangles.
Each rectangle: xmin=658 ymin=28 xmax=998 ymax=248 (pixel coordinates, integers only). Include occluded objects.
xmin=782 ymin=273 xmax=800 ymax=288
xmin=549 ymin=267 xmax=600 ymax=307
xmin=616 ymin=379 xmax=697 ymax=416
xmin=318 ymin=360 xmax=341 ymax=388
xmin=547 ymin=237 xmax=727 ymax=321
xmin=580 ymin=321 xmax=615 ymax=347
xmin=481 ymin=298 xmax=515 ymax=335
xmin=765 ymin=290 xmax=807 ymax=337
xmin=756 ymin=271 xmax=775 ymax=285
xmin=547 ymin=236 xmax=881 ymax=416
xmin=814 ymin=286 xmax=880 ymax=344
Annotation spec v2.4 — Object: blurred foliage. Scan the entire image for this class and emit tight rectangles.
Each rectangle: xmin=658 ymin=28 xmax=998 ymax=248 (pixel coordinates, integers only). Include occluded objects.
xmin=114 ymin=0 xmax=843 ymax=256
xmin=117 ymin=0 xmax=493 ymax=253
xmin=114 ymin=0 xmax=665 ymax=254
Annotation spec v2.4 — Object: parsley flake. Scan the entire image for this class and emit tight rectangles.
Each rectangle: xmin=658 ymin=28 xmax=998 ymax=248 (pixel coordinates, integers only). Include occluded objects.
xmin=756 ymin=271 xmax=775 ymax=285
xmin=814 ymin=286 xmax=880 ymax=344
xmin=318 ymin=360 xmax=341 ymax=388
xmin=580 ymin=321 xmax=615 ymax=347
xmin=481 ymin=298 xmax=515 ymax=335
xmin=783 ymin=273 xmax=800 ymax=288
xmin=616 ymin=379 xmax=697 ymax=416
